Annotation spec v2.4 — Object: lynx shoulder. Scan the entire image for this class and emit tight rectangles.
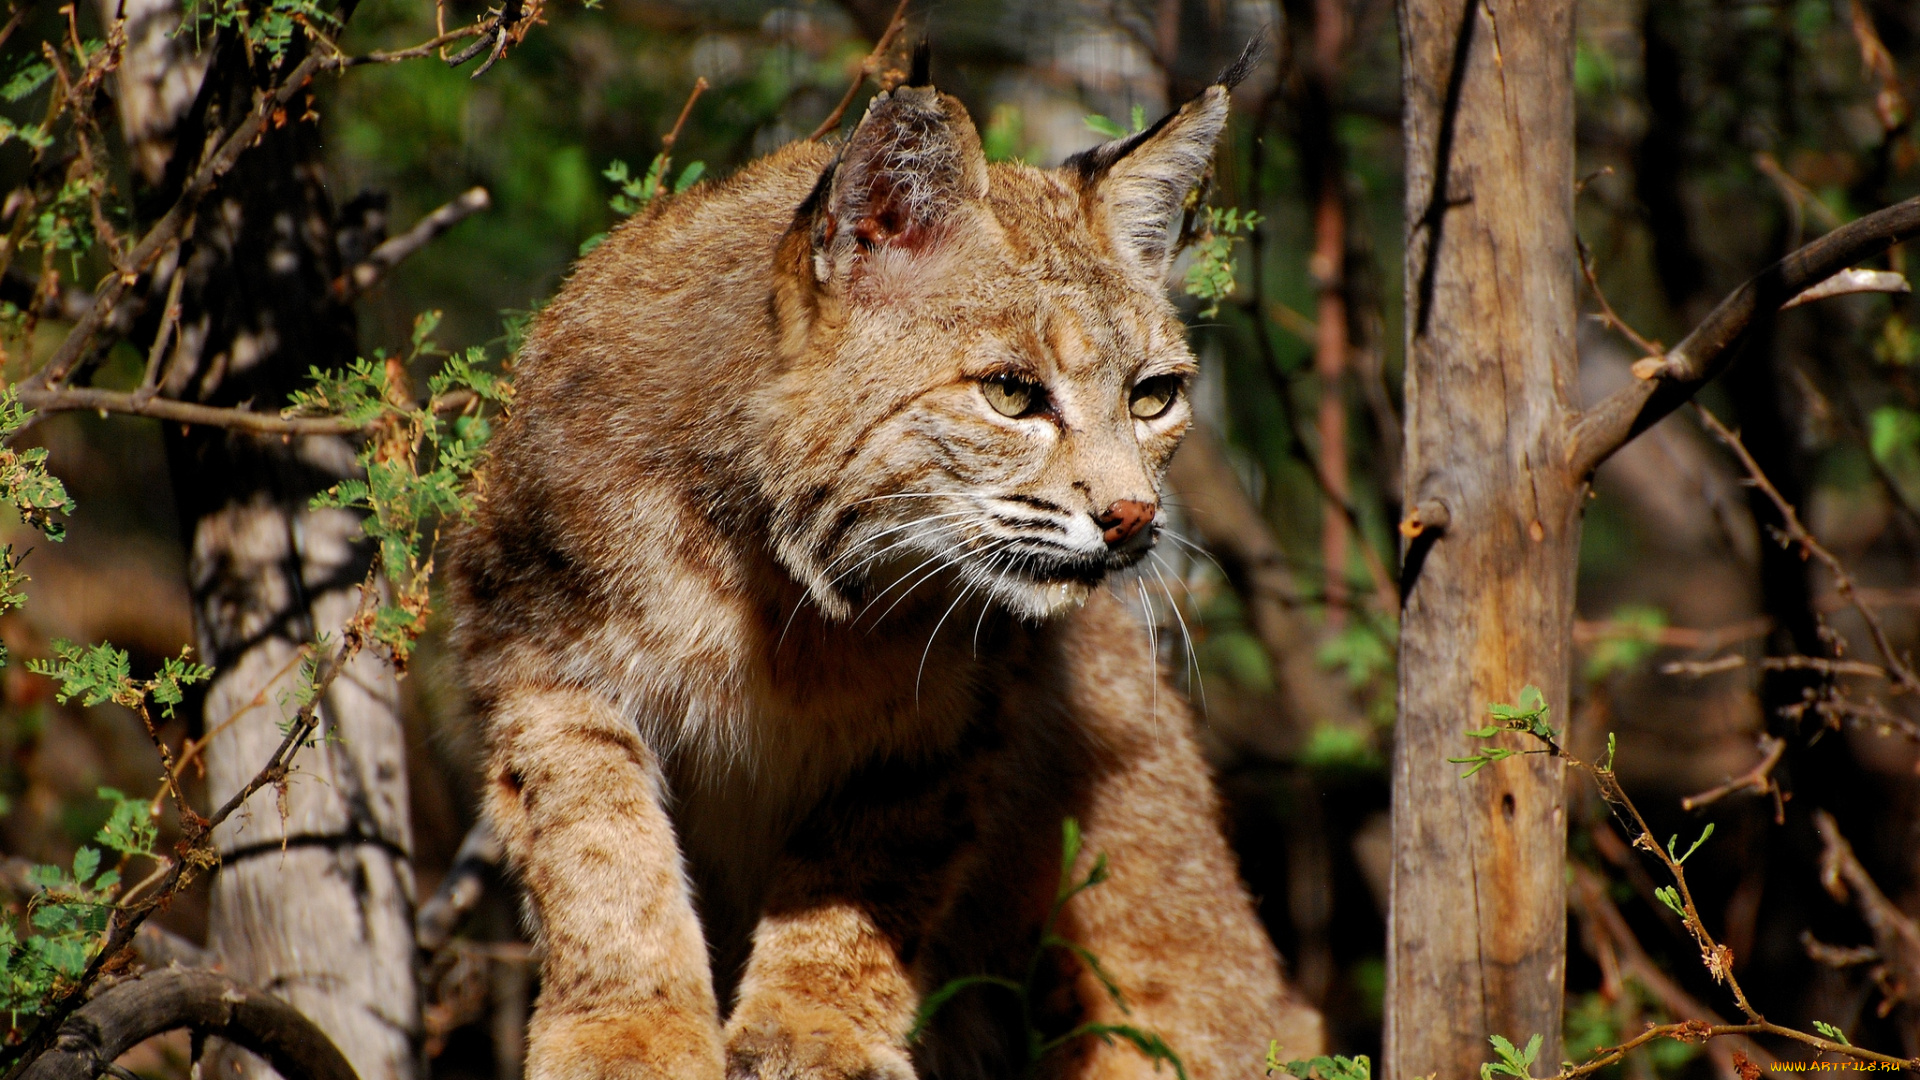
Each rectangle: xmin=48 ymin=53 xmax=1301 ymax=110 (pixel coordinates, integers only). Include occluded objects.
xmin=447 ymin=50 xmax=1323 ymax=1080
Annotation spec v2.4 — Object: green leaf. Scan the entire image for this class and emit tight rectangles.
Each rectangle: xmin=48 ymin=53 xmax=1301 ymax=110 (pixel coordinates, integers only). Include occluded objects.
xmin=70 ymin=848 xmax=98 ymax=886
xmin=673 ymin=161 xmax=706 ymax=193
xmin=1041 ymin=1023 xmax=1188 ymax=1080
xmin=94 ymin=788 xmax=157 ymax=858
xmin=1654 ymin=884 xmax=1688 ymax=919
xmin=1084 ymin=113 xmax=1128 ymax=140
xmin=1811 ymin=1021 xmax=1851 ymax=1047
xmin=0 ymin=60 xmax=52 ymax=102
xmin=1667 ymin=822 xmax=1714 ymax=865
xmin=906 ymin=974 xmax=1023 ymax=1043
xmin=1480 ymin=1033 xmax=1542 ymax=1080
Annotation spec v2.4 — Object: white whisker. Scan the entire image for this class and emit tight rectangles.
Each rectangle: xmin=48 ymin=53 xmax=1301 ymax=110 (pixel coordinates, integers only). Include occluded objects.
xmin=863 ymin=526 xmax=1001 ymax=629
xmin=915 ymin=539 xmax=1017 ymax=705
xmin=1136 ymin=578 xmax=1160 ymax=738
xmin=1149 ymin=553 xmax=1205 ymax=717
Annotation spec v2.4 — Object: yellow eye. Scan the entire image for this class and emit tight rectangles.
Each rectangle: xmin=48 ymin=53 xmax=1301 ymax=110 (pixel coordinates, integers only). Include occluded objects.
xmin=982 ymin=376 xmax=1042 ymax=418
xmin=1130 ymin=375 xmax=1180 ymax=419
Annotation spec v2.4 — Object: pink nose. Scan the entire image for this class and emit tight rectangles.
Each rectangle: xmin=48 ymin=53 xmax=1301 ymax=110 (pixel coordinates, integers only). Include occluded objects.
xmin=1096 ymin=500 xmax=1156 ymax=547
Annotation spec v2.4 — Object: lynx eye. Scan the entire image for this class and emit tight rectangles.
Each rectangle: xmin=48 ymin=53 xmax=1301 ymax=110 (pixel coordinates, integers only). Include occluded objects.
xmin=982 ymin=375 xmax=1045 ymax=418
xmin=1130 ymin=375 xmax=1181 ymax=420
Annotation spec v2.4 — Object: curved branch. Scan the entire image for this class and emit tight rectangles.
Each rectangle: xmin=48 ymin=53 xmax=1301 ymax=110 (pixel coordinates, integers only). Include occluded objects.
xmin=1571 ymin=194 xmax=1920 ymax=479
xmin=20 ymin=970 xmax=357 ymax=1080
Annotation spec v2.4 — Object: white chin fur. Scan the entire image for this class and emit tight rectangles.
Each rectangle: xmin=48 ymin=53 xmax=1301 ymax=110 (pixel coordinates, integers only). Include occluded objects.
xmin=994 ymin=578 xmax=1093 ymax=621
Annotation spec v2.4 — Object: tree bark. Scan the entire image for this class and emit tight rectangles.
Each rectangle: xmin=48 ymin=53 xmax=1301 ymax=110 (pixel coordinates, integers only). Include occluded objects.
xmin=1387 ymin=2 xmax=1577 ymax=1078
xmin=105 ymin=8 xmax=422 ymax=1080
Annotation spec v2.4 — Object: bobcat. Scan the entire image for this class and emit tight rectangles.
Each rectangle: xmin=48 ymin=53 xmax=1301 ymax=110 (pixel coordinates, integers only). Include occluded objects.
xmin=447 ymin=45 xmax=1324 ymax=1080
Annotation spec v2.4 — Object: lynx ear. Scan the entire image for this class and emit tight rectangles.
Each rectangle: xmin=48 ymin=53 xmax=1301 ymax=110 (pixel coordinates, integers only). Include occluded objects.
xmin=808 ymin=81 xmax=989 ymax=288
xmin=1067 ymin=41 xmax=1257 ymax=279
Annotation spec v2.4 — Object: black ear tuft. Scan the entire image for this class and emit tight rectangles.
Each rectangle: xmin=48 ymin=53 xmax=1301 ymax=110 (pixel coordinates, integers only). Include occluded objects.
xmin=905 ymin=40 xmax=932 ymax=88
xmin=1215 ymin=34 xmax=1264 ymax=91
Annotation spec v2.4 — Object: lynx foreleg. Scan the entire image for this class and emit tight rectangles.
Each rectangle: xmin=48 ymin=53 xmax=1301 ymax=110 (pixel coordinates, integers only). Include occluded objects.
xmin=724 ymin=765 xmax=980 ymax=1080
xmin=486 ymin=686 xmax=725 ymax=1080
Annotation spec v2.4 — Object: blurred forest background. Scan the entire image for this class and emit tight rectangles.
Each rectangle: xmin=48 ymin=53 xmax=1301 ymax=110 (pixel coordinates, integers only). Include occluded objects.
xmin=0 ymin=0 xmax=1917 ymax=1077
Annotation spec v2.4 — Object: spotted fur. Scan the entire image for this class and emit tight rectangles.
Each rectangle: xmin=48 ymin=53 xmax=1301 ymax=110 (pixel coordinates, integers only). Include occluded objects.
xmin=447 ymin=70 xmax=1323 ymax=1080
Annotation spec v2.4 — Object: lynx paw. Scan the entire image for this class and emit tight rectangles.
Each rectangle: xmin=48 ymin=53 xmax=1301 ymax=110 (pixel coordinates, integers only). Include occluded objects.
xmin=724 ymin=1002 xmax=915 ymax=1080
xmin=527 ymin=1011 xmax=725 ymax=1080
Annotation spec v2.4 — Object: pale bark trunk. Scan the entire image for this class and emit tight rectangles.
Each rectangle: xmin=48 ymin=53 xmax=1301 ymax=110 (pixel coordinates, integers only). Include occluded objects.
xmin=104 ymin=5 xmax=422 ymax=1080
xmin=1387 ymin=2 xmax=1578 ymax=1078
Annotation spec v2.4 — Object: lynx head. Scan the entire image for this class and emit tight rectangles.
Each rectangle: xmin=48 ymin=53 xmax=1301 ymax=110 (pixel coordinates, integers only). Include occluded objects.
xmin=756 ymin=49 xmax=1251 ymax=623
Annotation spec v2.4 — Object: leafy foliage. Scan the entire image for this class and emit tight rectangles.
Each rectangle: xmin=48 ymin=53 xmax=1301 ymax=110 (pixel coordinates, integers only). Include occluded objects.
xmin=27 ymin=642 xmax=210 ymax=721
xmin=1449 ymin=686 xmax=1555 ymax=777
xmin=909 ymin=818 xmax=1188 ymax=1080
xmin=1582 ymin=605 xmax=1667 ymax=681
xmin=291 ymin=311 xmax=511 ymax=668
xmin=1480 ymin=1033 xmax=1543 ymax=1080
xmin=0 ymin=789 xmax=161 ymax=1031
xmin=0 ymin=393 xmax=74 ymax=667
xmin=1267 ymin=1043 xmax=1371 ymax=1080
xmin=1183 ymin=206 xmax=1262 ymax=318
xmin=578 ymin=153 xmax=706 ymax=254
xmin=180 ymin=0 xmax=337 ymax=66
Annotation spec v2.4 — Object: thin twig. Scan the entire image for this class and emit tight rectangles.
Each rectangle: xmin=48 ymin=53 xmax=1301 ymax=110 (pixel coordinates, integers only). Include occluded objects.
xmin=136 ymin=260 xmax=187 ymax=401
xmin=1472 ymin=715 xmax=1920 ymax=1075
xmin=1571 ymin=193 xmax=1920 ymax=479
xmin=808 ymin=0 xmax=910 ymax=141
xmin=1813 ymin=811 xmax=1920 ymax=1021
xmin=1679 ymin=734 xmax=1786 ymax=820
xmin=321 ymin=24 xmax=485 ymax=68
xmin=1692 ymin=402 xmax=1920 ymax=696
xmin=650 ymin=78 xmax=708 ymax=199
xmin=334 ymin=187 xmax=490 ymax=301
xmin=1578 ymin=237 xmax=1664 ymax=360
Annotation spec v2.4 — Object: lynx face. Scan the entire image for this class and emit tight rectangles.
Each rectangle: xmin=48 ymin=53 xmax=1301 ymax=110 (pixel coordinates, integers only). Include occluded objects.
xmin=759 ymin=81 xmax=1229 ymax=622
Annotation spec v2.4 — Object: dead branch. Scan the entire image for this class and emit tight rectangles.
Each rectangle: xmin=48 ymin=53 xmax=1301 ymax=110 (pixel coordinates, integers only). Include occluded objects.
xmin=334 ymin=187 xmax=491 ymax=301
xmin=1814 ymin=810 xmax=1920 ymax=1017
xmin=23 ymin=50 xmax=329 ymax=394
xmin=18 ymin=970 xmax=356 ymax=1080
xmin=1781 ymin=268 xmax=1909 ymax=309
xmin=1571 ymin=193 xmax=1920 ymax=480
xmin=323 ymin=24 xmax=487 ymax=69
xmin=416 ymin=820 xmax=502 ymax=953
xmin=1804 ymin=933 xmax=1882 ymax=970
xmin=1692 ymin=403 xmax=1920 ymax=697
xmin=1800 ymin=692 xmax=1920 ymax=743
xmin=1680 ymin=734 xmax=1786 ymax=820
xmin=808 ymin=0 xmax=910 ymax=141
xmin=1661 ymin=655 xmax=1749 ymax=677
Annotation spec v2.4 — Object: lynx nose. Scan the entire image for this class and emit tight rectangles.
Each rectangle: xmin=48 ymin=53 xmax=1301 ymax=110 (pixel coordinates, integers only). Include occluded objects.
xmin=1096 ymin=500 xmax=1157 ymax=548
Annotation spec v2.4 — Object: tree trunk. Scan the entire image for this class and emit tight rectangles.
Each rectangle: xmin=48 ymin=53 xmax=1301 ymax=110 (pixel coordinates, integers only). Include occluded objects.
xmin=1387 ymin=2 xmax=1577 ymax=1078
xmin=106 ymin=8 xmax=422 ymax=1080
